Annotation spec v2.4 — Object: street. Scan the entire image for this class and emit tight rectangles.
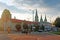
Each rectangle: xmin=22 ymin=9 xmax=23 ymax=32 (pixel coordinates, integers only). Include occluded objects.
xmin=0 ymin=32 xmax=60 ymax=40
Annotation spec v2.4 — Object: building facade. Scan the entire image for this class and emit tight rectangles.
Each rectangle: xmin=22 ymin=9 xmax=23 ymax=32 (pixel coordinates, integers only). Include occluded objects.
xmin=0 ymin=9 xmax=52 ymax=32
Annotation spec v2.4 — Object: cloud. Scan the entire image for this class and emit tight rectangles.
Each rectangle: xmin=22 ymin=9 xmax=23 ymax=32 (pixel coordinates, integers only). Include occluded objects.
xmin=0 ymin=0 xmax=60 ymax=22
xmin=12 ymin=13 xmax=33 ymax=21
xmin=14 ymin=0 xmax=45 ymax=8
xmin=0 ymin=0 xmax=14 ymax=5
xmin=13 ymin=0 xmax=60 ymax=15
xmin=0 ymin=2 xmax=32 ymax=14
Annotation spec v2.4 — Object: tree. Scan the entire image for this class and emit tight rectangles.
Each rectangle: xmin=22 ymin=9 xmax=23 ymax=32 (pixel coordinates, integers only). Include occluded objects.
xmin=15 ymin=24 xmax=21 ymax=31
xmin=40 ymin=25 xmax=44 ymax=31
xmin=23 ymin=23 xmax=28 ymax=29
xmin=34 ymin=25 xmax=39 ymax=31
xmin=23 ymin=23 xmax=28 ymax=33
xmin=53 ymin=17 xmax=60 ymax=28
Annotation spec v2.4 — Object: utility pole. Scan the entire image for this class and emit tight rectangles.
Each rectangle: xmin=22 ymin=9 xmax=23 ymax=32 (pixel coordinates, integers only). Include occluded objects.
xmin=32 ymin=10 xmax=34 ymax=22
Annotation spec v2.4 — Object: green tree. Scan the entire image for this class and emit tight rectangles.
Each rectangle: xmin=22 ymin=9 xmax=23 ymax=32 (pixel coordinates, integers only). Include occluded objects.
xmin=23 ymin=23 xmax=28 ymax=29
xmin=40 ymin=25 xmax=44 ymax=31
xmin=53 ymin=17 xmax=60 ymax=28
xmin=34 ymin=25 xmax=39 ymax=31
xmin=23 ymin=23 xmax=28 ymax=33
xmin=15 ymin=24 xmax=21 ymax=31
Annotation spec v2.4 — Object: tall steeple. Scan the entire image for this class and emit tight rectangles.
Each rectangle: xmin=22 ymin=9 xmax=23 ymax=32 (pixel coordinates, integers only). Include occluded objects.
xmin=44 ymin=14 xmax=47 ymax=22
xmin=40 ymin=14 xmax=43 ymax=23
xmin=35 ymin=9 xmax=39 ymax=22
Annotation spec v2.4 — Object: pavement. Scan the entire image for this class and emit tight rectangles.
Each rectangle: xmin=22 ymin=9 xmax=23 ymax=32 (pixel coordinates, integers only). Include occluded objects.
xmin=8 ymin=34 xmax=60 ymax=40
xmin=0 ymin=32 xmax=60 ymax=40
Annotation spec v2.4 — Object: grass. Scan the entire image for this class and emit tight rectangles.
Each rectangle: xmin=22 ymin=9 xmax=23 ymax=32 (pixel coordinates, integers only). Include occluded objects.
xmin=50 ymin=31 xmax=60 ymax=35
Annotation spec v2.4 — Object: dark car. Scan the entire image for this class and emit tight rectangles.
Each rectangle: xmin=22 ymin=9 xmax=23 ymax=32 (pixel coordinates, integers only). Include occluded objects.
xmin=38 ymin=30 xmax=43 ymax=32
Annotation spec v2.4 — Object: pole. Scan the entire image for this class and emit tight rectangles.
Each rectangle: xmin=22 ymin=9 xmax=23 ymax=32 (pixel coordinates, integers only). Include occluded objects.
xmin=32 ymin=10 xmax=34 ymax=22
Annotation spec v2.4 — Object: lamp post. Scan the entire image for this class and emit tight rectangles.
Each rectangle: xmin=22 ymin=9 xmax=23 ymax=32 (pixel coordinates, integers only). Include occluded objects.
xmin=32 ymin=10 xmax=34 ymax=22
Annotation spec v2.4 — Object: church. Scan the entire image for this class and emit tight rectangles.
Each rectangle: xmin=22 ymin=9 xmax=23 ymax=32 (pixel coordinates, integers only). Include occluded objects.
xmin=0 ymin=9 xmax=52 ymax=32
xmin=35 ymin=9 xmax=52 ymax=31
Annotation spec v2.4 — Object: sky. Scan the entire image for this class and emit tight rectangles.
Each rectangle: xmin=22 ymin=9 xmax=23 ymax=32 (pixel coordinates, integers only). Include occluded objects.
xmin=0 ymin=0 xmax=60 ymax=22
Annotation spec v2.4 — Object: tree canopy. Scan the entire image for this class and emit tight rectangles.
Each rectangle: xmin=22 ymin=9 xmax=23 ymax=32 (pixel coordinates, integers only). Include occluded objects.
xmin=53 ymin=17 xmax=60 ymax=27
xmin=15 ymin=24 xmax=21 ymax=31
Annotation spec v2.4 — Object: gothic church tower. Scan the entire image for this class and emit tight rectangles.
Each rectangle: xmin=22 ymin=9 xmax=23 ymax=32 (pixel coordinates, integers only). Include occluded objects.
xmin=44 ymin=15 xmax=47 ymax=22
xmin=40 ymin=15 xmax=43 ymax=23
xmin=35 ymin=9 xmax=39 ymax=22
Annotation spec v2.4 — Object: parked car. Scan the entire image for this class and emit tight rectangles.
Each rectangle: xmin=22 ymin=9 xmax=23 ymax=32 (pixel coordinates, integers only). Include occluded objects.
xmin=38 ymin=30 xmax=43 ymax=32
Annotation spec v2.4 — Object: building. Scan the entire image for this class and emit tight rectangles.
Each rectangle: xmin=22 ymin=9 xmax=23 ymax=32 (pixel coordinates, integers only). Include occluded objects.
xmin=35 ymin=9 xmax=39 ymax=22
xmin=0 ymin=9 xmax=52 ymax=32
xmin=35 ymin=9 xmax=52 ymax=31
xmin=0 ymin=9 xmax=37 ymax=32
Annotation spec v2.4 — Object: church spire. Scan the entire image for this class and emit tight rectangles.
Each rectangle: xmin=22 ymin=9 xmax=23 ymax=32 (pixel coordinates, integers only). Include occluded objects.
xmin=40 ymin=14 xmax=43 ymax=23
xmin=35 ymin=9 xmax=39 ymax=22
xmin=44 ymin=14 xmax=47 ymax=22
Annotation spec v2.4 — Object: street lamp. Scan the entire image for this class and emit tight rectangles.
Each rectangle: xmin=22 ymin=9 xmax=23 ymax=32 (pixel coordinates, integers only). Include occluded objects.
xmin=32 ymin=10 xmax=34 ymax=22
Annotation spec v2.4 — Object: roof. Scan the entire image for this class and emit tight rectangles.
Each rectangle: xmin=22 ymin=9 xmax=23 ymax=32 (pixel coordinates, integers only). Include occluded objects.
xmin=11 ymin=19 xmax=23 ymax=23
xmin=11 ymin=19 xmax=38 ymax=24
